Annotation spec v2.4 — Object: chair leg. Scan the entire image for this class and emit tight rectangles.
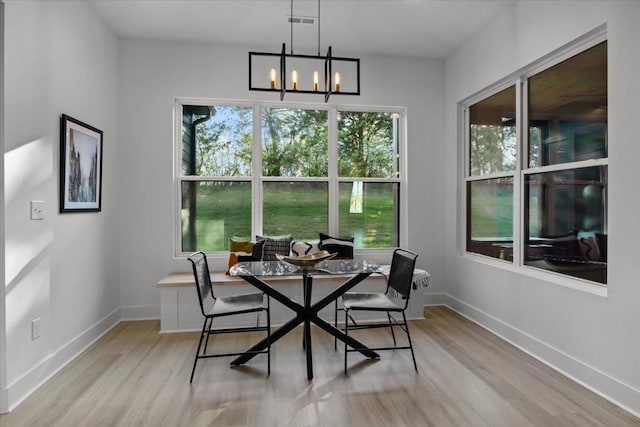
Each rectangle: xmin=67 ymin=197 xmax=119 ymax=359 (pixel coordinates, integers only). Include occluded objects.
xmin=387 ymin=312 xmax=397 ymax=346
xmin=266 ymin=297 xmax=271 ymax=376
xmin=203 ymin=316 xmax=213 ymax=355
xmin=402 ymin=311 xmax=418 ymax=371
xmin=190 ymin=317 xmax=209 ymax=383
xmin=334 ymin=300 xmax=338 ymax=350
xmin=344 ymin=308 xmax=349 ymax=375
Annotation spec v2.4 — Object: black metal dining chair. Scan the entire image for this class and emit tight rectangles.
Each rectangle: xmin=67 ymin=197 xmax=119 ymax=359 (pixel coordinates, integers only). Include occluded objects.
xmin=336 ymin=248 xmax=418 ymax=374
xmin=188 ymin=251 xmax=271 ymax=382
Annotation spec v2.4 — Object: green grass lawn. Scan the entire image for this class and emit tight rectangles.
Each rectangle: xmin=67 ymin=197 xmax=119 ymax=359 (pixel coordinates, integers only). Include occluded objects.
xmin=469 ymin=182 xmax=513 ymax=238
xmin=183 ymin=182 xmax=397 ymax=252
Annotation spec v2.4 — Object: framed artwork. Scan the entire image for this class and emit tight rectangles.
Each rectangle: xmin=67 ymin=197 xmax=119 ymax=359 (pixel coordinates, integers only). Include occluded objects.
xmin=60 ymin=114 xmax=103 ymax=212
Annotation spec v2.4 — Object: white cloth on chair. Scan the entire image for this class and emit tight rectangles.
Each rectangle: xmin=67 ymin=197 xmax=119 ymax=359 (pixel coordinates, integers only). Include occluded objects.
xmin=378 ymin=265 xmax=431 ymax=290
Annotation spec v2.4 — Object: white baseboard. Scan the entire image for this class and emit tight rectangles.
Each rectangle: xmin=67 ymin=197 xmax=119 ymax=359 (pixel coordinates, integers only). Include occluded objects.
xmin=0 ymin=386 xmax=6 ymax=416
xmin=435 ymin=295 xmax=640 ymax=419
xmin=423 ymin=292 xmax=448 ymax=306
xmin=120 ymin=304 xmax=160 ymax=321
xmin=2 ymin=308 xmax=121 ymax=413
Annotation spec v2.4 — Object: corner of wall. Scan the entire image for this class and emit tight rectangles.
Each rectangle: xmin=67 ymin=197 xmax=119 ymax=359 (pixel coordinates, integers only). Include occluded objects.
xmin=4 ymin=308 xmax=120 ymax=412
xmin=0 ymin=0 xmax=8 ymax=415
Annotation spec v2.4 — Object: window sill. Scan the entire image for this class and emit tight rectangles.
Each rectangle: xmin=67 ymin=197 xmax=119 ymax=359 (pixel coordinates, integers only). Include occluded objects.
xmin=460 ymin=252 xmax=607 ymax=297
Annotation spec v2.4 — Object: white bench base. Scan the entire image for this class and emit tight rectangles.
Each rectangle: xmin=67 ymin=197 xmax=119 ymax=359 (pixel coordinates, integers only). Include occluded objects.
xmin=157 ymin=273 xmax=425 ymax=333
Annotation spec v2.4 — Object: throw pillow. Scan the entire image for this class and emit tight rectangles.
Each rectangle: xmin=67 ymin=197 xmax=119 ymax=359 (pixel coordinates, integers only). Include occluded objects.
xmin=291 ymin=240 xmax=321 ymax=257
xmin=226 ymin=252 xmax=262 ymax=275
xmin=595 ymin=233 xmax=607 ymax=262
xmin=229 ymin=238 xmax=254 ymax=254
xmin=251 ymin=239 xmax=265 ymax=260
xmin=319 ymin=233 xmax=354 ymax=259
xmin=256 ymin=234 xmax=293 ymax=261
xmin=226 ymin=252 xmax=240 ymax=275
xmin=238 ymin=254 xmax=260 ymax=262
xmin=578 ymin=237 xmax=601 ymax=261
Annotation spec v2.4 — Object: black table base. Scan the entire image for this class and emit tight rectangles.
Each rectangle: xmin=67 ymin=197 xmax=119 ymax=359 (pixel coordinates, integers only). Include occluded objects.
xmin=231 ymin=272 xmax=380 ymax=379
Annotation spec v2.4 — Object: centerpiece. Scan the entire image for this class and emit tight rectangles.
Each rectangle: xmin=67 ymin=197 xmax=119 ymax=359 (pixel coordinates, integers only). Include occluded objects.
xmin=275 ymin=250 xmax=337 ymax=272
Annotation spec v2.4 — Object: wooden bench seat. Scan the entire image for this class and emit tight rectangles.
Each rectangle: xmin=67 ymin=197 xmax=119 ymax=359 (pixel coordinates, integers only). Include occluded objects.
xmin=157 ymin=271 xmax=385 ymax=288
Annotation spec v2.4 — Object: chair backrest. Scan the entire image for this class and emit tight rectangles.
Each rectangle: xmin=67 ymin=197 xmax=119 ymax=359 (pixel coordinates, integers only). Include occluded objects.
xmin=387 ymin=249 xmax=418 ymax=301
xmin=188 ymin=251 xmax=216 ymax=317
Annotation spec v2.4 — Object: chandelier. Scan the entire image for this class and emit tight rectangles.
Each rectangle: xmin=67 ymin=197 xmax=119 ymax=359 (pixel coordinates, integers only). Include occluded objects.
xmin=248 ymin=0 xmax=360 ymax=102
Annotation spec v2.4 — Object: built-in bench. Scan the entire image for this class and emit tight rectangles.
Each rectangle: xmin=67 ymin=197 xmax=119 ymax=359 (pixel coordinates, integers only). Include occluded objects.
xmin=157 ymin=270 xmax=426 ymax=333
xmin=156 ymin=271 xmax=380 ymax=288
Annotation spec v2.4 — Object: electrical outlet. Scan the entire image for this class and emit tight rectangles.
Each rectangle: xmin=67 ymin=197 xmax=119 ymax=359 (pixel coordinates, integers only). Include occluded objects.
xmin=32 ymin=318 xmax=41 ymax=340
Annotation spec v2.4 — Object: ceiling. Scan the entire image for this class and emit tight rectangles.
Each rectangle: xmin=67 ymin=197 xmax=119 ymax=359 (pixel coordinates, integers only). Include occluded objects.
xmin=86 ymin=0 xmax=514 ymax=59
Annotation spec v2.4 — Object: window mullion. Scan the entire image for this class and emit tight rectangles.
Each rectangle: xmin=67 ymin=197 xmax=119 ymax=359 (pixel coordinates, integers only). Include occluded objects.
xmin=460 ymin=105 xmax=470 ymax=255
xmin=252 ymin=104 xmax=263 ymax=237
xmin=174 ymin=100 xmax=184 ymax=257
xmin=514 ymin=77 xmax=526 ymax=267
xmin=328 ymin=108 xmax=338 ymax=235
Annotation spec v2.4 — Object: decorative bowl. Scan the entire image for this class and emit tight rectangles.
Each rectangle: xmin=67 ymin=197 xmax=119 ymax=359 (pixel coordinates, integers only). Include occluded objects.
xmin=275 ymin=250 xmax=337 ymax=268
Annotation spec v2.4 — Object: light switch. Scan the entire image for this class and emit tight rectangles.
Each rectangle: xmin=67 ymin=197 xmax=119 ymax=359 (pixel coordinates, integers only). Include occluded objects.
xmin=30 ymin=200 xmax=45 ymax=220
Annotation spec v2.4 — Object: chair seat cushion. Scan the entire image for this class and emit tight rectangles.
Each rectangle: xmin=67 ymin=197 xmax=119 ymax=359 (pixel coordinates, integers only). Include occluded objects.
xmin=342 ymin=292 xmax=403 ymax=311
xmin=209 ymin=292 xmax=265 ymax=316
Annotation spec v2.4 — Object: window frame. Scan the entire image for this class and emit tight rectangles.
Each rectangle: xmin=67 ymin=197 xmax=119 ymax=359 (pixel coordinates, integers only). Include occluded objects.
xmin=459 ymin=26 xmax=608 ymax=295
xmin=174 ymin=98 xmax=407 ymax=258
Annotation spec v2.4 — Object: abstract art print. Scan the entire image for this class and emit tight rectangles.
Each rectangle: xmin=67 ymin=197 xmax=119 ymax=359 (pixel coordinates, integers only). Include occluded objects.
xmin=60 ymin=114 xmax=103 ymax=212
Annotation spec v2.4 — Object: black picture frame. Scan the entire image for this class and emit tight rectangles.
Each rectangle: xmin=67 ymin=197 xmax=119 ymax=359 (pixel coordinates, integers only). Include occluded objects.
xmin=59 ymin=114 xmax=103 ymax=213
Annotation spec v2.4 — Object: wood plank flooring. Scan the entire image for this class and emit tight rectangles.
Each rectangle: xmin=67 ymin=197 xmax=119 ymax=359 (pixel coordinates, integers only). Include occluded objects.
xmin=1 ymin=306 xmax=638 ymax=426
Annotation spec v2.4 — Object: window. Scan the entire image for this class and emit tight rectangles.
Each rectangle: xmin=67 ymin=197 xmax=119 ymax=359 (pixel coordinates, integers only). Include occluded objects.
xmin=261 ymin=107 xmax=329 ymax=239
xmin=464 ymin=37 xmax=607 ymax=285
xmin=180 ymin=105 xmax=253 ymax=253
xmin=466 ymin=86 xmax=516 ymax=260
xmin=177 ymin=102 xmax=403 ymax=254
xmin=337 ymin=111 xmax=400 ymax=248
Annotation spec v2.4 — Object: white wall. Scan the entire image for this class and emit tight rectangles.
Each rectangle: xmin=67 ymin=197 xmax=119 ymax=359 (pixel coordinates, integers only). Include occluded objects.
xmin=444 ymin=1 xmax=640 ymax=415
xmin=117 ymin=40 xmax=447 ymax=318
xmin=2 ymin=0 xmax=120 ymax=411
xmin=0 ymin=0 xmax=6 ymax=413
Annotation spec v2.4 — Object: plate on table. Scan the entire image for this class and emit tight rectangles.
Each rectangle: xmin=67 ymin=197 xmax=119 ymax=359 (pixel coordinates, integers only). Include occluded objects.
xmin=275 ymin=251 xmax=337 ymax=268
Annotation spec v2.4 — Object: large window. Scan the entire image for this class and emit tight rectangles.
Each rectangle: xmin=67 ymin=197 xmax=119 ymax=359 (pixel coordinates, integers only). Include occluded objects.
xmin=177 ymin=103 xmax=403 ymax=254
xmin=464 ymin=37 xmax=607 ymax=285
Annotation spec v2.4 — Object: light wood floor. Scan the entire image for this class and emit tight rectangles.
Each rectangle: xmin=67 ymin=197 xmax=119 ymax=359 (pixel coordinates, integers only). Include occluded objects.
xmin=1 ymin=306 xmax=638 ymax=427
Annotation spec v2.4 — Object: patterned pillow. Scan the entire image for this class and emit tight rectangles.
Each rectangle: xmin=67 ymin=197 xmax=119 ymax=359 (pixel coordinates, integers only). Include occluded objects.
xmin=256 ymin=235 xmax=293 ymax=261
xmin=319 ymin=233 xmax=354 ymax=259
xmin=291 ymin=240 xmax=321 ymax=257
xmin=579 ymin=237 xmax=600 ymax=261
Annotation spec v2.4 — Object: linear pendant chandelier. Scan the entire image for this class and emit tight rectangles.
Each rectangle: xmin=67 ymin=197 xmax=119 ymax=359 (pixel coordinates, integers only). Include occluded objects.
xmin=248 ymin=0 xmax=360 ymax=102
